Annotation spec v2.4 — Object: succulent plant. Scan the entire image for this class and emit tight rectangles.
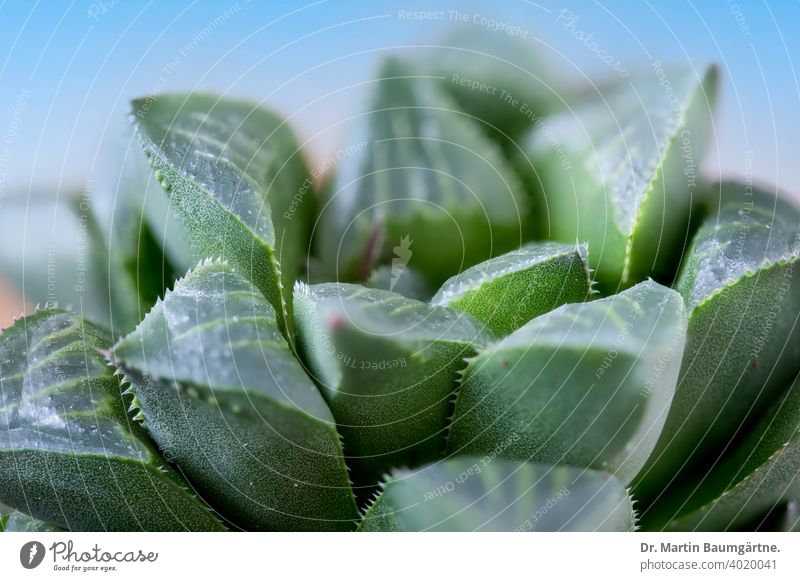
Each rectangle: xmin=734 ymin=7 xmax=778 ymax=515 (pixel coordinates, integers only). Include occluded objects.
xmin=2 ymin=36 xmax=799 ymax=533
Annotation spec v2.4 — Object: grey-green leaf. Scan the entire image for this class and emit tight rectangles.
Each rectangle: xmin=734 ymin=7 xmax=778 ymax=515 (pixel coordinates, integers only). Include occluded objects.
xmin=431 ymin=241 xmax=592 ymax=335
xmin=519 ymin=66 xmax=718 ymax=290
xmin=447 ymin=280 xmax=687 ymax=484
xmin=113 ymin=260 xmax=359 ymax=531
xmin=415 ymin=25 xmax=568 ymax=141
xmin=294 ymin=282 xmax=493 ymax=485
xmin=648 ymin=373 xmax=800 ymax=531
xmin=131 ymin=93 xmax=312 ymax=332
xmin=358 ymin=457 xmax=635 ymax=531
xmin=634 ymin=183 xmax=800 ymax=503
xmin=0 ymin=309 xmax=223 ymax=531
xmin=365 ymin=264 xmax=434 ymax=301
xmin=315 ymin=57 xmax=528 ymax=285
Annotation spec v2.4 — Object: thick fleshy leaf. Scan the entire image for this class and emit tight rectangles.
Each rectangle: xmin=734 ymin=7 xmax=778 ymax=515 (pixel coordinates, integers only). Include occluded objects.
xmin=315 ymin=57 xmax=528 ymax=285
xmin=519 ymin=66 xmax=718 ymax=290
xmin=431 ymin=241 xmax=591 ymax=335
xmin=358 ymin=457 xmax=635 ymax=531
xmin=634 ymin=184 xmax=800 ymax=503
xmin=0 ymin=309 xmax=223 ymax=531
xmin=294 ymin=282 xmax=493 ymax=485
xmin=113 ymin=260 xmax=359 ymax=531
xmin=644 ymin=374 xmax=800 ymax=531
xmin=131 ymin=93 xmax=312 ymax=331
xmin=447 ymin=280 xmax=686 ymax=484
xmin=415 ymin=25 xmax=567 ymax=141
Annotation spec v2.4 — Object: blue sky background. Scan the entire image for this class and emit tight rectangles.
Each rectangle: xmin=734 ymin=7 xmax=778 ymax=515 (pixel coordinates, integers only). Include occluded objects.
xmin=1 ymin=0 xmax=799 ymax=200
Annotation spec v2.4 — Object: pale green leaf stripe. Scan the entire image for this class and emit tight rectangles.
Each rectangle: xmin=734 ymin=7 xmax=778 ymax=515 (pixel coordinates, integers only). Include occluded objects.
xmin=359 ymin=458 xmax=635 ymax=531
xmin=634 ymin=183 xmax=800 ymax=502
xmin=431 ymin=241 xmax=592 ymax=335
xmin=520 ymin=66 xmax=718 ymax=290
xmin=0 ymin=309 xmax=224 ymax=531
xmin=294 ymin=282 xmax=493 ymax=485
xmin=654 ymin=373 xmax=800 ymax=531
xmin=113 ymin=260 xmax=359 ymax=531
xmin=447 ymin=280 xmax=687 ymax=485
xmin=132 ymin=93 xmax=311 ymax=332
xmin=316 ymin=56 xmax=527 ymax=285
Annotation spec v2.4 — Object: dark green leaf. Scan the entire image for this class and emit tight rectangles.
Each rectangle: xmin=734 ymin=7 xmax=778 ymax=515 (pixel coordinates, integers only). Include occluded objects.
xmin=1 ymin=505 xmax=63 ymax=532
xmin=431 ymin=241 xmax=591 ymax=335
xmin=315 ymin=57 xmax=528 ymax=285
xmin=0 ymin=309 xmax=223 ymax=531
xmin=113 ymin=260 xmax=359 ymax=531
xmin=359 ymin=457 xmax=634 ymax=531
xmin=294 ymin=282 xmax=493 ymax=484
xmin=519 ymin=66 xmax=719 ymax=290
xmin=447 ymin=280 xmax=686 ymax=484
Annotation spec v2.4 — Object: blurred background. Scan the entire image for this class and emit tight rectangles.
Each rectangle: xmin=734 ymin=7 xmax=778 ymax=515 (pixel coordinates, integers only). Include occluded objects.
xmin=1 ymin=0 xmax=799 ymax=325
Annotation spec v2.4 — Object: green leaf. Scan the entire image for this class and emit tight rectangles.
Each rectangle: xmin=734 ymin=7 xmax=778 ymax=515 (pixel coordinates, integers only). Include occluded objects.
xmin=1 ymin=505 xmax=63 ymax=532
xmin=113 ymin=259 xmax=359 ymax=531
xmin=0 ymin=192 xmax=91 ymax=317
xmin=358 ymin=457 xmax=635 ymax=531
xmin=415 ymin=25 xmax=567 ymax=141
xmin=365 ymin=264 xmax=434 ymax=301
xmin=315 ymin=57 xmax=528 ymax=285
xmin=431 ymin=241 xmax=592 ymax=335
xmin=634 ymin=183 xmax=800 ymax=502
xmin=0 ymin=309 xmax=223 ymax=531
xmin=131 ymin=93 xmax=312 ymax=332
xmin=447 ymin=280 xmax=686 ymax=484
xmin=519 ymin=66 xmax=719 ymax=290
xmin=294 ymin=282 xmax=493 ymax=484
xmin=645 ymin=373 xmax=800 ymax=531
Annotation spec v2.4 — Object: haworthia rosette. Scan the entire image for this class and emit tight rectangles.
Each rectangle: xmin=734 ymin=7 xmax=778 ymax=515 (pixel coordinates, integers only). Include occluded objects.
xmin=634 ymin=184 xmax=800 ymax=504
xmin=113 ymin=260 xmax=359 ymax=531
xmin=359 ymin=457 xmax=635 ymax=531
xmin=315 ymin=57 xmax=528 ymax=285
xmin=431 ymin=241 xmax=592 ymax=335
xmin=132 ymin=93 xmax=312 ymax=331
xmin=0 ymin=309 xmax=223 ymax=531
xmin=447 ymin=280 xmax=687 ymax=484
xmin=294 ymin=282 xmax=493 ymax=485
xmin=519 ymin=66 xmax=719 ymax=290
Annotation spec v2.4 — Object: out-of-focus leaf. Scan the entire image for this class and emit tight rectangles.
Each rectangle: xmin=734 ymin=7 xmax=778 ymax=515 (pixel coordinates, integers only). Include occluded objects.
xmin=431 ymin=241 xmax=591 ymax=335
xmin=447 ymin=280 xmax=686 ymax=484
xmin=113 ymin=260 xmax=358 ymax=531
xmin=315 ymin=57 xmax=528 ymax=286
xmin=294 ymin=282 xmax=492 ymax=485
xmin=0 ymin=309 xmax=224 ymax=531
xmin=634 ymin=184 xmax=800 ymax=503
xmin=365 ymin=264 xmax=434 ymax=301
xmin=519 ymin=66 xmax=719 ymax=290
xmin=358 ymin=457 xmax=634 ymax=531
xmin=131 ymin=93 xmax=312 ymax=331
xmin=415 ymin=25 xmax=568 ymax=142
